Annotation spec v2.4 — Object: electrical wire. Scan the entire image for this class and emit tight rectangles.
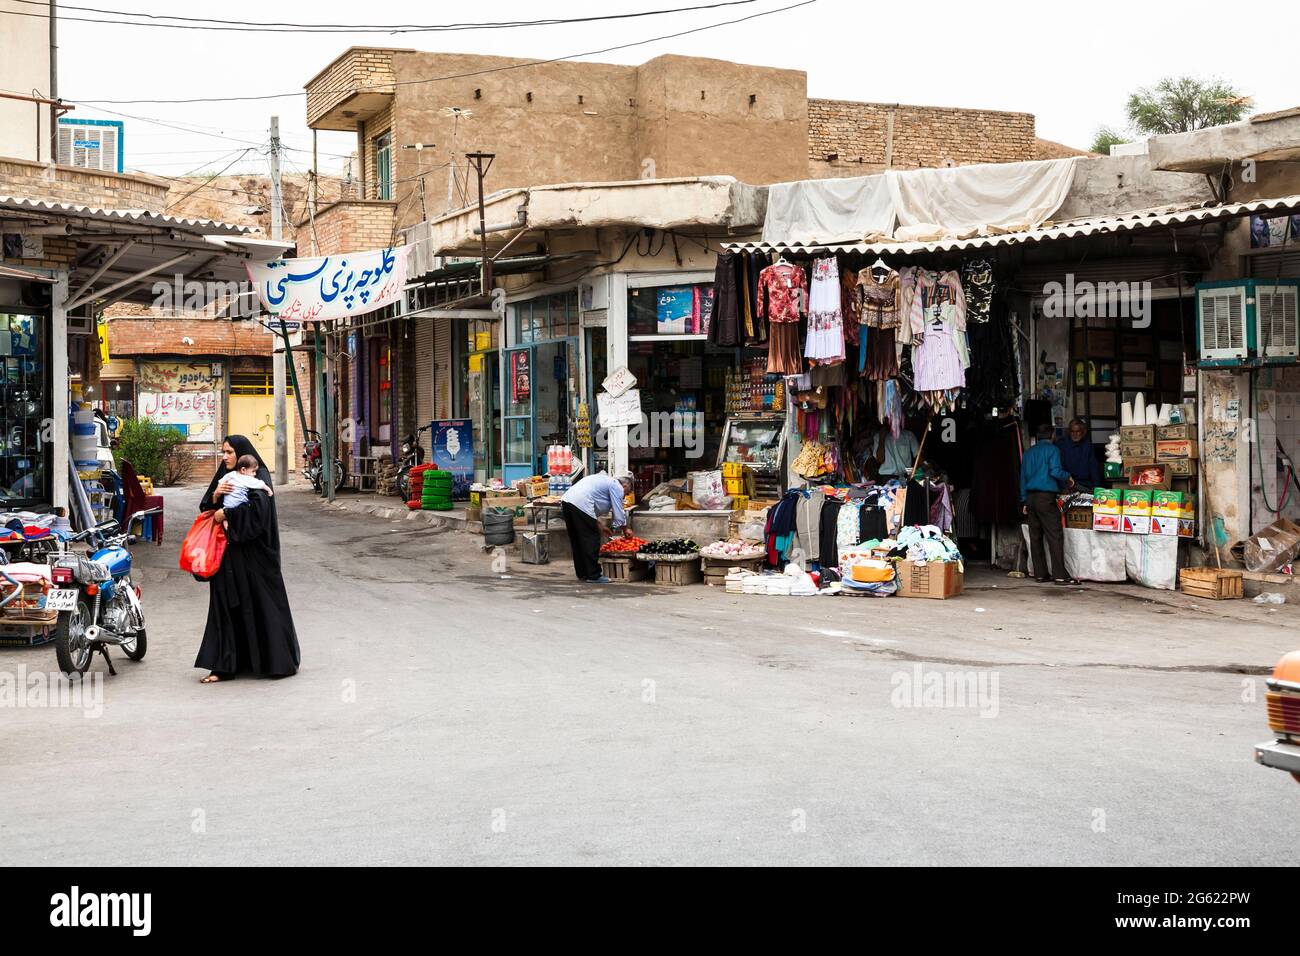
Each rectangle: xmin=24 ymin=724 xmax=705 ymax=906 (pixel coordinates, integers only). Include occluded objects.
xmin=70 ymin=0 xmax=817 ymax=105
xmin=164 ymin=148 xmax=258 ymax=211
xmin=4 ymin=0 xmax=757 ymax=33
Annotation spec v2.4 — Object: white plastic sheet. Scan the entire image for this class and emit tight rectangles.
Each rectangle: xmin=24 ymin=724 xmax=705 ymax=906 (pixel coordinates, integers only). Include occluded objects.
xmin=761 ymin=174 xmax=895 ymax=246
xmin=758 ymin=158 xmax=1080 ymax=246
xmin=1124 ymin=534 xmax=1180 ymax=590
xmin=886 ymin=158 xmax=1080 ymax=242
xmin=1021 ymin=526 xmax=1126 ymax=582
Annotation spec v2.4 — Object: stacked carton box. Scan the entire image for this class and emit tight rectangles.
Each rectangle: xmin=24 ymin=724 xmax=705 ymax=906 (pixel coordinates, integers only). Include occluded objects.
xmin=1121 ymin=489 xmax=1153 ymax=534
xmin=1093 ymin=487 xmax=1122 ymax=532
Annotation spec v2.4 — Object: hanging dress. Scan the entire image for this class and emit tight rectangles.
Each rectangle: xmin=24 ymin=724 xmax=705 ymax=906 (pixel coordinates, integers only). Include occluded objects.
xmin=758 ymin=261 xmax=806 ymax=375
xmin=857 ymin=266 xmax=901 ymax=380
xmin=804 ymin=257 xmax=846 ymax=365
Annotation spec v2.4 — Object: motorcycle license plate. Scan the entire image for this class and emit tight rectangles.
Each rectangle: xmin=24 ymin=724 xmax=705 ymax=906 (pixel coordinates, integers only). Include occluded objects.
xmin=44 ymin=589 xmax=79 ymax=612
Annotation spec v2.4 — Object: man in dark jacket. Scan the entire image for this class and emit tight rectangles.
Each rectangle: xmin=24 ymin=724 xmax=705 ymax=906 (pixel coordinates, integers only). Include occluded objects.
xmin=1058 ymin=418 xmax=1102 ymax=489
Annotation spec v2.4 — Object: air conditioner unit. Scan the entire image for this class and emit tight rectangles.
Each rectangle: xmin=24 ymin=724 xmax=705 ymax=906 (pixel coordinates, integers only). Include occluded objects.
xmin=57 ymin=118 xmax=124 ymax=174
xmin=1256 ymin=282 xmax=1300 ymax=363
xmin=1196 ymin=279 xmax=1300 ymax=368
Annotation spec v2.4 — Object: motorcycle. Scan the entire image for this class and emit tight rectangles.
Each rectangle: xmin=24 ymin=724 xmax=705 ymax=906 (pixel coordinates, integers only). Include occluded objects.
xmin=40 ymin=508 xmax=162 ymax=677
xmin=395 ymin=423 xmax=432 ymax=500
xmin=303 ymin=428 xmax=348 ymax=494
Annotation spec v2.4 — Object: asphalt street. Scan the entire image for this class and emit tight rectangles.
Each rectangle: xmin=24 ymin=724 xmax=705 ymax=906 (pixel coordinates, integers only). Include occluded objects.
xmin=1 ymin=481 xmax=1296 ymax=866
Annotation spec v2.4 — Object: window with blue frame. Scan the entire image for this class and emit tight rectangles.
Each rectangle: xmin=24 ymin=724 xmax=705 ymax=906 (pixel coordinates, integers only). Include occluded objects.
xmin=513 ymin=291 xmax=578 ymax=344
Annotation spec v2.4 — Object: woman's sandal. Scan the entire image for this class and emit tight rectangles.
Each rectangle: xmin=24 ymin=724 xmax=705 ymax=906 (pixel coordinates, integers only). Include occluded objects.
xmin=200 ymin=673 xmax=223 ymax=683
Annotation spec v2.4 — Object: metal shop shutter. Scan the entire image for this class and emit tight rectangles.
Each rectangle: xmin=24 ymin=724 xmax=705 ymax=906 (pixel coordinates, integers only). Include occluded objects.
xmin=414 ymin=319 xmax=435 ymax=430
xmin=434 ymin=319 xmax=452 ymax=419
xmin=1249 ymin=250 xmax=1300 ymax=279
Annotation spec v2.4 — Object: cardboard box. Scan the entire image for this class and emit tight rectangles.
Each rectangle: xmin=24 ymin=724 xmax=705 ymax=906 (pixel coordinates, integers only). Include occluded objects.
xmin=723 ymin=476 xmax=745 ymax=495
xmin=1065 ymin=506 xmax=1094 ymax=529
xmin=1122 ymin=514 xmax=1152 ymax=534
xmin=1156 ymin=423 xmax=1196 ymax=441
xmin=895 ymin=560 xmax=964 ymax=599
xmin=1179 ymin=495 xmax=1196 ymax=519
xmin=1165 ymin=458 xmax=1198 ymax=477
xmin=1122 ymin=489 xmax=1154 ymax=516
xmin=1150 ymin=515 xmax=1180 ymax=536
xmin=1093 ymin=512 xmax=1122 ymax=533
xmin=1178 ymin=518 xmax=1196 ymax=538
xmin=1120 ymin=425 xmax=1156 ymax=443
xmin=482 ymin=495 xmax=528 ymax=524
xmin=1156 ymin=439 xmax=1198 ymax=461
xmin=1104 ymin=461 xmax=1124 ymax=479
xmin=1093 ymin=488 xmax=1123 ymax=514
xmin=1121 ymin=440 xmax=1155 ymax=461
xmin=1151 ymin=490 xmax=1185 ymax=517
xmin=721 ymin=461 xmax=745 ymax=479
xmin=1127 ymin=463 xmax=1171 ymax=488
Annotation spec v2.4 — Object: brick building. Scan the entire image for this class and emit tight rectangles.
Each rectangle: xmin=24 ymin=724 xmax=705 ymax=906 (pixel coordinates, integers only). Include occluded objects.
xmin=295 ymin=47 xmax=1053 ymax=488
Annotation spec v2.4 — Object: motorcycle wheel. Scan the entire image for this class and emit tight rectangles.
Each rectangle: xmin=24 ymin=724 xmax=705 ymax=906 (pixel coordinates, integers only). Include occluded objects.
xmin=309 ymin=468 xmax=323 ymax=493
xmin=397 ymin=472 xmax=410 ymax=500
xmin=53 ymin=600 xmax=94 ymax=676
xmin=121 ymin=628 xmax=147 ymax=661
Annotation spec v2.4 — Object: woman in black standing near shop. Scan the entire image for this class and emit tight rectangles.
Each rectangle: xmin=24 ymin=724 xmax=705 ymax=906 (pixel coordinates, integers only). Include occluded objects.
xmin=195 ymin=435 xmax=301 ymax=683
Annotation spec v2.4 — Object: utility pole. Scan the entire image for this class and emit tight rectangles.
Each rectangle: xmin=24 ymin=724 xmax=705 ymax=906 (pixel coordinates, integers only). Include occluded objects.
xmin=49 ymin=0 xmax=58 ymax=162
xmin=269 ymin=116 xmax=288 ymax=485
xmin=466 ymin=152 xmax=495 ymax=294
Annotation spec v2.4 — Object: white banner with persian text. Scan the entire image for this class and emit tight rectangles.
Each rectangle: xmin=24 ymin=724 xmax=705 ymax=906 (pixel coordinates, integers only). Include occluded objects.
xmin=246 ymin=246 xmax=411 ymax=323
xmin=139 ymin=391 xmax=217 ymax=425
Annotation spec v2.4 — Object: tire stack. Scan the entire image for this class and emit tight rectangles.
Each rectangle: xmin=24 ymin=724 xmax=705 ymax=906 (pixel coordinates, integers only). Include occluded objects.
xmin=421 ymin=467 xmax=454 ymax=511
xmin=407 ymin=464 xmax=436 ymax=510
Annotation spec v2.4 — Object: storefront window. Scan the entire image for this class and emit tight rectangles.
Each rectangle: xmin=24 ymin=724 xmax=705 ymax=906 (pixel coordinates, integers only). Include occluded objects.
xmin=0 ymin=312 xmax=47 ymax=505
xmin=513 ymin=291 xmax=578 ymax=344
xmin=627 ymin=282 xmax=714 ymax=336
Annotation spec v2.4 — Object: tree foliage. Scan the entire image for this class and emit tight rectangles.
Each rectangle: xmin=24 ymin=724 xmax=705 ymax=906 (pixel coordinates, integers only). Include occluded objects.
xmin=1090 ymin=126 xmax=1129 ymax=155
xmin=1125 ymin=77 xmax=1251 ymax=135
xmin=115 ymin=418 xmax=189 ymax=485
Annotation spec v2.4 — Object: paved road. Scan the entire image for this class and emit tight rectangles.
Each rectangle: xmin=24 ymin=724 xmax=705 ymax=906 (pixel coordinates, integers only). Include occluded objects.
xmin=2 ymin=482 xmax=1296 ymax=866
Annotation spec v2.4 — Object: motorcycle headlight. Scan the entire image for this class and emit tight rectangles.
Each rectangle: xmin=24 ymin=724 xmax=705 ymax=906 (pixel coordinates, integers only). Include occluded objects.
xmin=402 ymin=443 xmax=411 ymax=454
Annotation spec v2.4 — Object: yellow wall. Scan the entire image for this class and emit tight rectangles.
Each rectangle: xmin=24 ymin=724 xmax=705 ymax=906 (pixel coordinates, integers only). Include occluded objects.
xmin=227 ymin=394 xmax=295 ymax=473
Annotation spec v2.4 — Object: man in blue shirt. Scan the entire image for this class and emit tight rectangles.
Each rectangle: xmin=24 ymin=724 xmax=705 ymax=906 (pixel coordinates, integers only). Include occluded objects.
xmin=1020 ymin=423 xmax=1076 ymax=584
xmin=1058 ymin=418 xmax=1102 ymax=489
xmin=561 ymin=470 xmax=634 ymax=584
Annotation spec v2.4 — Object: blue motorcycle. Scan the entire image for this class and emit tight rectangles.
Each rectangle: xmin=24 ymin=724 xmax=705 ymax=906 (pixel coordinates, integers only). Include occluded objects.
xmin=44 ymin=509 xmax=161 ymax=677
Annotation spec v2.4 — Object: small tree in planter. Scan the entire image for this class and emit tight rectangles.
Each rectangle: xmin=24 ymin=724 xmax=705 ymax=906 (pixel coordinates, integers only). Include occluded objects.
xmin=115 ymin=419 xmax=189 ymax=485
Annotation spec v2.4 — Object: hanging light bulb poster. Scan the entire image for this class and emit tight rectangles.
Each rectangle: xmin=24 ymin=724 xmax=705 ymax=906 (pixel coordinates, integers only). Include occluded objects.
xmin=432 ymin=419 xmax=474 ymax=498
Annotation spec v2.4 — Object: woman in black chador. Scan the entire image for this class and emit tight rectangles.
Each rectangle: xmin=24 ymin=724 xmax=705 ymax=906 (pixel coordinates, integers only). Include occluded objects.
xmin=195 ymin=435 xmax=300 ymax=683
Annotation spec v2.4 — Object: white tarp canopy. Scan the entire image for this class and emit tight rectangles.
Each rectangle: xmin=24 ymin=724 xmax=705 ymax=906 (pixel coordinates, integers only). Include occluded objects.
xmin=760 ymin=158 xmax=1081 ymax=246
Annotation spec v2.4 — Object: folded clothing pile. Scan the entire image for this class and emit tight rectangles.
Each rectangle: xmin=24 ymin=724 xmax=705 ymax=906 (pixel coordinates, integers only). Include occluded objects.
xmin=895 ymin=525 xmax=962 ymax=565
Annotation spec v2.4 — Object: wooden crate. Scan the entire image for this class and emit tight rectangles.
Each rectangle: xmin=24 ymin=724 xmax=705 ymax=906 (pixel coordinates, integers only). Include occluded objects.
xmin=701 ymin=555 xmax=764 ymax=586
xmin=1179 ymin=567 xmax=1244 ymax=600
xmin=600 ymin=555 xmax=648 ymax=582
xmin=644 ymin=556 xmax=702 ymax=586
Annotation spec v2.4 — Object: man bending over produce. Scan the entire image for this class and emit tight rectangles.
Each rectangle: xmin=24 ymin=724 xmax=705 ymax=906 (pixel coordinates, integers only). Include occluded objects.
xmin=560 ymin=470 xmax=635 ymax=584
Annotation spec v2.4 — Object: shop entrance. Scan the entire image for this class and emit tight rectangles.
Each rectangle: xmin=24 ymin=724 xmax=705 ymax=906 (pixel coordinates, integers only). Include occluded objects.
xmin=503 ymin=338 xmax=578 ymax=483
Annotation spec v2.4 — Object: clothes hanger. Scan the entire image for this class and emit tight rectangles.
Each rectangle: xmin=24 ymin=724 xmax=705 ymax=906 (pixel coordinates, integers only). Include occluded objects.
xmin=776 ymin=254 xmax=790 ymax=266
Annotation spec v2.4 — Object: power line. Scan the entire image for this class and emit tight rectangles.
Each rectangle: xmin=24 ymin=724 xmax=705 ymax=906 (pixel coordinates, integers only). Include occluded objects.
xmin=61 ymin=100 xmax=357 ymax=158
xmin=164 ymin=148 xmax=258 ymax=211
xmin=71 ymin=0 xmax=817 ymax=104
xmin=3 ymin=0 xmax=756 ymax=33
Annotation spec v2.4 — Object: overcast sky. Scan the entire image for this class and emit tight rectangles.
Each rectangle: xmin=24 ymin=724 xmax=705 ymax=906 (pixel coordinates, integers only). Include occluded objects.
xmin=30 ymin=0 xmax=1300 ymax=181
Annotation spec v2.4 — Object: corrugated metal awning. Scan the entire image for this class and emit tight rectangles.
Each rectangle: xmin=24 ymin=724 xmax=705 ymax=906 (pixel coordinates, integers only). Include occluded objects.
xmin=724 ymin=194 xmax=1300 ymax=256
xmin=0 ymin=194 xmax=254 ymax=236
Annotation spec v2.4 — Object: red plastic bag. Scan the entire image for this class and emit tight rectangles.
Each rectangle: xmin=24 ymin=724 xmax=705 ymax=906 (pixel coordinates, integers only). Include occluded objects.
xmin=179 ymin=512 xmax=228 ymax=579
